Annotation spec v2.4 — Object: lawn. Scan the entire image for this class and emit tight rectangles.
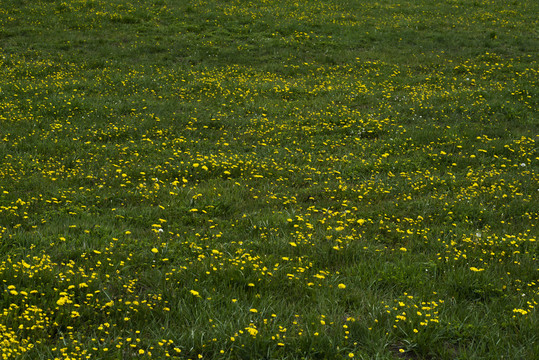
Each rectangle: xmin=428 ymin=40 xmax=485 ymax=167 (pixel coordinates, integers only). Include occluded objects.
xmin=0 ymin=0 xmax=537 ymax=359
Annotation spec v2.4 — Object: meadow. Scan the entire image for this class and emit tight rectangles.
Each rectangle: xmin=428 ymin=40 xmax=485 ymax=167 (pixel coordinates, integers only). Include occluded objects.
xmin=0 ymin=0 xmax=537 ymax=358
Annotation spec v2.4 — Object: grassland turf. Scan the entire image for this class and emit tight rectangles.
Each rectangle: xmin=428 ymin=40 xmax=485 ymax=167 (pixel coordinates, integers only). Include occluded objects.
xmin=0 ymin=0 xmax=537 ymax=359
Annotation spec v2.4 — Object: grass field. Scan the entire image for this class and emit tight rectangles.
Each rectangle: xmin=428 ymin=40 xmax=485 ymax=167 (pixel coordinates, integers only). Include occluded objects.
xmin=0 ymin=0 xmax=538 ymax=358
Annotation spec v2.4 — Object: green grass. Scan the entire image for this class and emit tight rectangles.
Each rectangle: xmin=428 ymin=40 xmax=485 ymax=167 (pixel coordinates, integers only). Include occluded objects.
xmin=0 ymin=0 xmax=537 ymax=359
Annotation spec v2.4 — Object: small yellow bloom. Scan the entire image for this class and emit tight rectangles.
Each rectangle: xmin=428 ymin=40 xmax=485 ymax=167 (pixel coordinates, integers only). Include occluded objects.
xmin=57 ymin=297 xmax=67 ymax=306
xmin=470 ymin=267 xmax=484 ymax=272
xmin=151 ymin=248 xmax=159 ymax=254
xmin=512 ymin=308 xmax=528 ymax=315
xmin=246 ymin=327 xmax=258 ymax=336
xmin=338 ymin=283 xmax=346 ymax=289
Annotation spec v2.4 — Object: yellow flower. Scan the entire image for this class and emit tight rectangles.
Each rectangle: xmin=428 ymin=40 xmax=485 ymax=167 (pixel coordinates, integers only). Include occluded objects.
xmin=151 ymin=247 xmax=159 ymax=254
xmin=57 ymin=297 xmax=67 ymax=306
xmin=246 ymin=326 xmax=258 ymax=336
xmin=470 ymin=267 xmax=484 ymax=272
xmin=512 ymin=308 xmax=528 ymax=315
xmin=190 ymin=290 xmax=201 ymax=297
xmin=338 ymin=283 xmax=346 ymax=289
